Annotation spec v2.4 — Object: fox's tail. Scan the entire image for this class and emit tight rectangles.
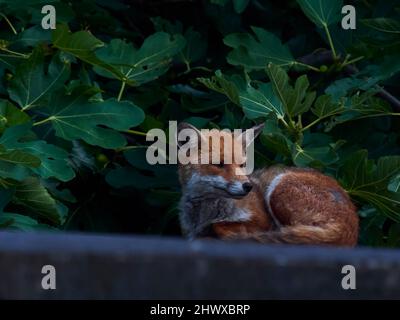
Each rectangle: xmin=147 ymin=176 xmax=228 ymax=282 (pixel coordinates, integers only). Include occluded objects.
xmin=226 ymin=223 xmax=354 ymax=246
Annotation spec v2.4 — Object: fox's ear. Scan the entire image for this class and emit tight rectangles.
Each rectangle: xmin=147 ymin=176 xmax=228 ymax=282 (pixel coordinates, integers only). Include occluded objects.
xmin=176 ymin=122 xmax=206 ymax=148
xmin=239 ymin=122 xmax=265 ymax=149
xmin=250 ymin=122 xmax=265 ymax=138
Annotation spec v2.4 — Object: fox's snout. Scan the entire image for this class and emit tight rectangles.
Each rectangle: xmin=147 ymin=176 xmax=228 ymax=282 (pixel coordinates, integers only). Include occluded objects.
xmin=243 ymin=182 xmax=253 ymax=193
xmin=184 ymin=172 xmax=253 ymax=199
xmin=226 ymin=179 xmax=253 ymax=197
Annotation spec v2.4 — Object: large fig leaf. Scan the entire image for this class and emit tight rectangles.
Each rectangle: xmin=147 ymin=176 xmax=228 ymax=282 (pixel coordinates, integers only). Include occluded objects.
xmin=34 ymin=86 xmax=145 ymax=148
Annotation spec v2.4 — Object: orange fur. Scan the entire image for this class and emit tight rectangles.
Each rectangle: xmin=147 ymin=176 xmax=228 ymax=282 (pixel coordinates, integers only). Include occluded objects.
xmin=212 ymin=183 xmax=273 ymax=238
xmin=177 ymin=123 xmax=359 ymax=247
xmin=220 ymin=167 xmax=359 ymax=246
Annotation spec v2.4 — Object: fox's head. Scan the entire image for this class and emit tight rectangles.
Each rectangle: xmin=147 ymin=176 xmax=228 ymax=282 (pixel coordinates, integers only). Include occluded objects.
xmin=177 ymin=122 xmax=264 ymax=199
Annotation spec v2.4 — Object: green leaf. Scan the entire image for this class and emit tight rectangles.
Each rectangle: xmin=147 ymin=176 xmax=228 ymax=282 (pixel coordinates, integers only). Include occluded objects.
xmin=198 ymin=70 xmax=241 ymax=105
xmin=13 ymin=25 xmax=51 ymax=47
xmin=311 ymin=94 xmax=344 ymax=118
xmin=387 ymin=224 xmax=400 ymax=247
xmin=325 ymin=77 xmax=379 ymax=98
xmin=362 ymin=18 xmax=400 ymax=34
xmin=210 ymin=0 xmax=250 ymax=13
xmin=260 ymin=117 xmax=293 ymax=158
xmin=0 ymin=126 xmax=41 ymax=181
xmin=199 ymin=71 xmax=284 ymax=119
xmin=2 ymin=214 xmax=35 ymax=230
xmin=324 ymin=93 xmax=394 ymax=131
xmin=0 ymin=100 xmax=30 ymax=133
xmin=8 ymin=47 xmax=71 ymax=110
xmin=288 ymin=75 xmax=316 ymax=117
xmin=223 ymin=27 xmax=295 ymax=70
xmin=339 ymin=150 xmax=373 ymax=190
xmin=0 ymin=0 xmax=58 ymax=10
xmin=389 ymin=174 xmax=400 ymax=193
xmin=292 ymin=134 xmax=339 ymax=167
xmin=181 ymin=92 xmax=227 ymax=113
xmin=266 ymin=64 xmax=316 ymax=117
xmin=151 ymin=17 xmax=206 ymax=66
xmin=0 ymin=149 xmax=40 ymax=167
xmin=375 ymin=156 xmax=400 ymax=191
xmin=0 ymin=188 xmax=13 ymax=212
xmin=12 ymin=177 xmax=68 ymax=225
xmin=326 ymin=55 xmax=400 ymax=98
xmin=183 ymin=116 xmax=212 ymax=128
xmin=292 ymin=145 xmax=337 ymax=167
xmin=106 ymin=148 xmax=178 ymax=189
xmin=265 ymin=64 xmax=289 ymax=108
xmin=240 ymin=82 xmax=284 ymax=119
xmin=0 ymin=159 xmax=32 ymax=181
xmin=181 ymin=27 xmax=207 ymax=65
xmin=52 ymin=24 xmax=126 ymax=81
xmin=94 ymin=33 xmax=186 ymax=85
xmin=296 ymin=0 xmax=343 ymax=28
xmin=22 ymin=140 xmax=75 ymax=182
xmin=233 ymin=0 xmax=250 ymax=13
xmin=359 ymin=211 xmax=386 ymax=247
xmin=0 ymin=123 xmax=75 ymax=182
xmin=339 ymin=150 xmax=400 ymax=222
xmin=36 ymin=86 xmax=145 ymax=148
xmin=0 ymin=213 xmax=52 ymax=231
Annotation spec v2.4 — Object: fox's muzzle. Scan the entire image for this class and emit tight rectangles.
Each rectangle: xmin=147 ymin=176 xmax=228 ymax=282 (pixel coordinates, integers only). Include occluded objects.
xmin=227 ymin=181 xmax=253 ymax=197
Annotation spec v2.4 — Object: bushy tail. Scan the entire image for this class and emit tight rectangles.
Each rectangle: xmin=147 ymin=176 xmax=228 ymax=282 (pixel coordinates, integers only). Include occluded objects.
xmin=226 ymin=224 xmax=354 ymax=247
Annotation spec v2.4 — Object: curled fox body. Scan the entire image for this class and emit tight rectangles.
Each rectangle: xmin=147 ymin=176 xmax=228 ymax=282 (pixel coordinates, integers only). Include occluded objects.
xmin=177 ymin=123 xmax=359 ymax=247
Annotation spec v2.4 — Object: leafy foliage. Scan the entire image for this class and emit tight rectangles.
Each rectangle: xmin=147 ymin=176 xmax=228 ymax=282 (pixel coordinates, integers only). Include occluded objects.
xmin=0 ymin=0 xmax=399 ymax=247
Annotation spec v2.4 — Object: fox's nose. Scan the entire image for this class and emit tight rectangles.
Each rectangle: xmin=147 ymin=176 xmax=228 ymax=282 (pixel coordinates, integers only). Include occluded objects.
xmin=242 ymin=182 xmax=253 ymax=193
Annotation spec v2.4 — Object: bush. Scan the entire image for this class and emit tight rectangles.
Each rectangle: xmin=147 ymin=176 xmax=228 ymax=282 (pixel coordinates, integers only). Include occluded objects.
xmin=0 ymin=0 xmax=399 ymax=247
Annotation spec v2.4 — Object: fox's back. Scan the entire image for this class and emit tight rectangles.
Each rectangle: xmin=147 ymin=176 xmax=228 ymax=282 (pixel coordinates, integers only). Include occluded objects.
xmin=256 ymin=166 xmax=359 ymax=246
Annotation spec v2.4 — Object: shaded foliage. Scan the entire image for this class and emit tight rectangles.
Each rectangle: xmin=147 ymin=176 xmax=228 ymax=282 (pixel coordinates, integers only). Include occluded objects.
xmin=0 ymin=0 xmax=399 ymax=247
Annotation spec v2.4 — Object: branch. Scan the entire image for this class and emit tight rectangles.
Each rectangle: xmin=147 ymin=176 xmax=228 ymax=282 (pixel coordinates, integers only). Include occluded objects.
xmin=377 ymin=89 xmax=400 ymax=112
xmin=297 ymin=50 xmax=400 ymax=112
xmin=297 ymin=49 xmax=334 ymax=67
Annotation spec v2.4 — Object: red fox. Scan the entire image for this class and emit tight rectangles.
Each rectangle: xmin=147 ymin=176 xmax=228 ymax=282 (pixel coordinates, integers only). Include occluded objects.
xmin=177 ymin=122 xmax=359 ymax=247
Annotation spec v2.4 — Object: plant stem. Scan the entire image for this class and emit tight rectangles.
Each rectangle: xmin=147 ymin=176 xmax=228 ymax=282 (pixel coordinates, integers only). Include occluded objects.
xmin=342 ymin=56 xmax=365 ymax=67
xmin=125 ymin=129 xmax=148 ymax=137
xmin=117 ymin=81 xmax=126 ymax=101
xmin=115 ymin=145 xmax=148 ymax=152
xmin=278 ymin=116 xmax=290 ymax=129
xmin=0 ymin=53 xmax=27 ymax=59
xmin=191 ymin=66 xmax=213 ymax=73
xmin=301 ymin=110 xmax=344 ymax=132
xmin=33 ymin=117 xmax=53 ymax=126
xmin=294 ymin=61 xmax=321 ymax=72
xmin=0 ymin=47 xmax=28 ymax=58
xmin=303 ymin=112 xmax=400 ymax=132
xmin=0 ymin=13 xmax=17 ymax=35
xmin=178 ymin=66 xmax=213 ymax=77
xmin=301 ymin=118 xmax=323 ymax=132
xmin=179 ymin=52 xmax=191 ymax=73
xmin=323 ymin=24 xmax=337 ymax=60
xmin=124 ymin=130 xmax=172 ymax=146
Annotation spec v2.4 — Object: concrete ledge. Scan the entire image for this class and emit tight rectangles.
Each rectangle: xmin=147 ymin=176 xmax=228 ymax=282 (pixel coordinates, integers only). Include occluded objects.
xmin=0 ymin=231 xmax=399 ymax=299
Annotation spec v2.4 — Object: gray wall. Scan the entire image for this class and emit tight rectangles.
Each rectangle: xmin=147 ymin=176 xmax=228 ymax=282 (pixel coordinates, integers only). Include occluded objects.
xmin=0 ymin=231 xmax=399 ymax=299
